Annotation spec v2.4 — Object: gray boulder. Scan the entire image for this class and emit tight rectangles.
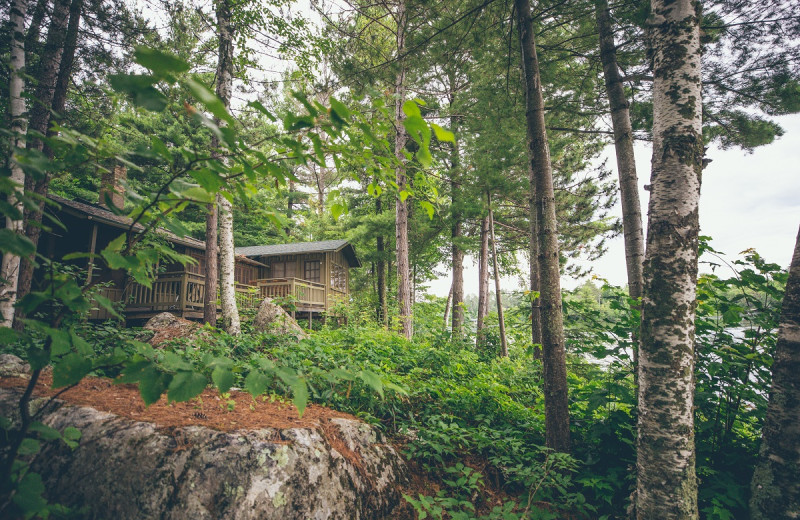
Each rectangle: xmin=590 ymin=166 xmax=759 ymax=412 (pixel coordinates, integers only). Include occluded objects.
xmin=0 ymin=386 xmax=409 ymax=519
xmin=141 ymin=311 xmax=201 ymax=345
xmin=251 ymin=298 xmax=308 ymax=338
xmin=0 ymin=353 xmax=30 ymax=378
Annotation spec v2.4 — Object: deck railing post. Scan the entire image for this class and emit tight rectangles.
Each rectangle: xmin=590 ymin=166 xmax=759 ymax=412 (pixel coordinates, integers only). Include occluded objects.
xmin=180 ymin=272 xmax=188 ymax=313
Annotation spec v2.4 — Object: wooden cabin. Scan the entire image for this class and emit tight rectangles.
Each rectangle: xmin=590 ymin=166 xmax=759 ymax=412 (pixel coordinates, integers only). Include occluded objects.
xmin=33 ymin=194 xmax=360 ymax=323
xmin=235 ymin=240 xmax=362 ymax=319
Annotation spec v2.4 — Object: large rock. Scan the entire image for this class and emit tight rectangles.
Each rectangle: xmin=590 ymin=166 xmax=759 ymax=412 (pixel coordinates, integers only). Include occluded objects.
xmin=0 ymin=353 xmax=30 ymax=378
xmin=142 ymin=311 xmax=201 ymax=345
xmin=0 ymin=385 xmax=409 ymax=519
xmin=252 ymin=298 xmax=308 ymax=338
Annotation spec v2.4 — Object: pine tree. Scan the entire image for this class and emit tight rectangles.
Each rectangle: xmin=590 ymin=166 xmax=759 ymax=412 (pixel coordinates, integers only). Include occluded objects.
xmin=749 ymin=224 xmax=800 ymax=519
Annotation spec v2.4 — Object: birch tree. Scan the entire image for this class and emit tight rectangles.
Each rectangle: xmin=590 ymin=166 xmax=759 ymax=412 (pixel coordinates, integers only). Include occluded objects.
xmin=636 ymin=0 xmax=703 ymax=517
xmin=515 ymin=0 xmax=570 ymax=453
xmin=215 ymin=0 xmax=240 ymax=335
xmin=0 ymin=0 xmax=28 ymax=326
xmin=749 ymin=224 xmax=800 ymax=519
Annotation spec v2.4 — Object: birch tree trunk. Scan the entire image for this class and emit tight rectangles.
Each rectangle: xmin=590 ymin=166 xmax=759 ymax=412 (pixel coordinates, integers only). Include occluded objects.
xmin=203 ymin=203 xmax=218 ymax=325
xmin=0 ymin=0 xmax=28 ymax=326
xmin=14 ymin=0 xmax=72 ymax=329
xmin=476 ymin=213 xmax=490 ymax=346
xmin=749 ymin=224 xmax=800 ymax=519
xmin=636 ymin=1 xmax=703 ymax=517
xmin=595 ymin=0 xmax=645 ymax=359
xmin=515 ymin=0 xmax=570 ymax=453
xmin=394 ymin=0 xmax=412 ymax=339
xmin=214 ymin=0 xmax=239 ymax=335
xmin=488 ymin=197 xmax=508 ymax=357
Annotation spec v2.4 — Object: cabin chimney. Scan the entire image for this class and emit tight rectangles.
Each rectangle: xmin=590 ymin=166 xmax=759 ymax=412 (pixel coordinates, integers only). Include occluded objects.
xmin=99 ymin=165 xmax=126 ymax=209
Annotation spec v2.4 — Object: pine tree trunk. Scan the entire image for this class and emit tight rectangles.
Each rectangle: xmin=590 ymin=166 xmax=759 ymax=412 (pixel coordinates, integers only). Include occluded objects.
xmin=376 ymin=197 xmax=387 ymax=328
xmin=0 ymin=0 xmax=28 ymax=326
xmin=448 ymin=93 xmax=464 ymax=336
xmin=488 ymin=197 xmax=508 ymax=357
xmin=214 ymin=0 xmax=239 ymax=335
xmin=49 ymin=0 xmax=82 ymax=123
xmin=14 ymin=0 xmax=72 ymax=329
xmin=394 ymin=0 xmax=412 ymax=339
xmin=515 ymin=0 xmax=570 ymax=453
xmin=529 ymin=165 xmax=542 ymax=358
xmin=443 ymin=283 xmax=453 ymax=329
xmin=595 ymin=0 xmax=644 ymax=358
xmin=636 ymin=1 xmax=703 ymax=517
xmin=749 ymin=224 xmax=800 ymax=519
xmin=476 ymin=213 xmax=490 ymax=344
xmin=203 ymin=203 xmax=218 ymax=325
xmin=24 ymin=0 xmax=49 ymax=64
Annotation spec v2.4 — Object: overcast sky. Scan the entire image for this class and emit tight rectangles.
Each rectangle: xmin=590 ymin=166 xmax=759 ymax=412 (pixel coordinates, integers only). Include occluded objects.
xmin=426 ymin=113 xmax=800 ymax=297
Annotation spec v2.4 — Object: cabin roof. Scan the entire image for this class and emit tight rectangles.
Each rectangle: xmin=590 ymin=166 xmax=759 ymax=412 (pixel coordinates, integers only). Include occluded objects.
xmin=49 ymin=195 xmax=207 ymax=250
xmin=49 ymin=195 xmax=360 ymax=268
xmin=236 ymin=240 xmax=362 ymax=268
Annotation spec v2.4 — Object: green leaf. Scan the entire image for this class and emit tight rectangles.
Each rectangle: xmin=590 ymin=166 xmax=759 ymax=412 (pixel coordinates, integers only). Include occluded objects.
xmin=329 ymin=97 xmax=351 ymax=125
xmin=12 ymin=472 xmax=47 ymax=515
xmin=186 ymin=77 xmax=234 ymax=126
xmin=109 ymin=74 xmax=168 ymax=112
xmin=133 ymin=46 xmax=190 ymax=75
xmin=331 ymin=203 xmax=346 ymax=221
xmin=29 ymin=422 xmax=62 ymax=441
xmin=167 ymin=371 xmax=207 ymax=402
xmin=63 ymin=426 xmax=82 ymax=442
xmin=416 ymin=147 xmax=433 ymax=168
xmin=0 ymin=228 xmax=35 ymax=257
xmin=419 ymin=200 xmax=435 ymax=220
xmin=138 ymin=366 xmax=172 ymax=406
xmin=18 ymin=437 xmax=41 ymax=456
xmin=403 ymin=115 xmax=431 ymax=146
xmin=163 ymin=351 xmax=193 ymax=372
xmin=150 ymin=136 xmax=173 ymax=162
xmin=431 ymin=123 xmax=455 ymax=143
xmin=70 ymin=330 xmax=93 ymax=356
xmin=359 ymin=370 xmax=384 ymax=399
xmin=245 ymin=370 xmax=270 ymax=396
xmin=212 ymin=367 xmax=234 ymax=394
xmin=247 ymin=100 xmax=277 ymax=121
xmin=402 ymin=100 xmax=422 ymax=118
xmin=52 ymin=353 xmax=92 ymax=388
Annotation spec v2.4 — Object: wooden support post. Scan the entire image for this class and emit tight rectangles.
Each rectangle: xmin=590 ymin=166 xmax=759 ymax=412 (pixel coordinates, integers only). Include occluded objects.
xmin=86 ymin=222 xmax=98 ymax=285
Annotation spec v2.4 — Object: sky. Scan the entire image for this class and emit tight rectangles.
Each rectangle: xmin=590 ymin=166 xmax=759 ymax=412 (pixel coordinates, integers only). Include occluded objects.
xmin=426 ymin=113 xmax=800 ymax=297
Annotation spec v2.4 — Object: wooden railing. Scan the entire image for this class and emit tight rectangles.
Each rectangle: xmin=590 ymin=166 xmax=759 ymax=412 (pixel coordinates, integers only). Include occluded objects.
xmin=89 ymin=287 xmax=123 ymax=320
xmin=124 ymin=271 xmax=260 ymax=315
xmin=255 ymin=277 xmax=327 ymax=308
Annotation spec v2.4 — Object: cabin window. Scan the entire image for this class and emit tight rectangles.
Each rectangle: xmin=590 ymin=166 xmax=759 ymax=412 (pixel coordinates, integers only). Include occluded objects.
xmin=304 ymin=260 xmax=321 ymax=282
xmin=331 ymin=263 xmax=347 ymax=292
xmin=271 ymin=260 xmax=295 ymax=278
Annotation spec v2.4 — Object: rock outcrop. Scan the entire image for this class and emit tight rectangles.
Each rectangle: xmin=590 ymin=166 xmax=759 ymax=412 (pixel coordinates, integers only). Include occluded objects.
xmin=251 ymin=298 xmax=308 ymax=338
xmin=141 ymin=311 xmax=202 ymax=345
xmin=0 ymin=381 xmax=409 ymax=519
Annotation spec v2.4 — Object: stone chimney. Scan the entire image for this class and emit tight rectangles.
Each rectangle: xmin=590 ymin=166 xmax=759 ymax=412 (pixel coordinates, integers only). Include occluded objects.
xmin=99 ymin=164 xmax=126 ymax=209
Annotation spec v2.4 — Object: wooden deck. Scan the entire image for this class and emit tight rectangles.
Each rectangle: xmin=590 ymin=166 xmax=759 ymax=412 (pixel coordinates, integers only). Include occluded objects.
xmin=89 ymin=271 xmax=346 ymax=321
